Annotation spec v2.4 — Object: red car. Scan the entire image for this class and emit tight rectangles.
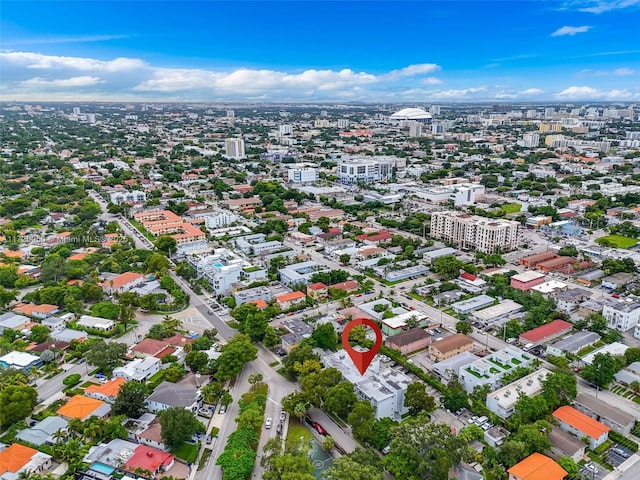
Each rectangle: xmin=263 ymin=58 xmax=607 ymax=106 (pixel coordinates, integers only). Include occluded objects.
xmin=312 ymin=422 xmax=327 ymax=435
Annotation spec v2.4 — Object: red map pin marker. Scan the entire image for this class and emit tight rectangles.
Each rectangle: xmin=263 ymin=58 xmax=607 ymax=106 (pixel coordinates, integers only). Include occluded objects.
xmin=341 ymin=318 xmax=383 ymax=376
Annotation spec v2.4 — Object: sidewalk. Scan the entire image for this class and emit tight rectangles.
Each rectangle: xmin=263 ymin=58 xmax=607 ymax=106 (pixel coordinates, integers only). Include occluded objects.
xmin=602 ymin=454 xmax=640 ymax=480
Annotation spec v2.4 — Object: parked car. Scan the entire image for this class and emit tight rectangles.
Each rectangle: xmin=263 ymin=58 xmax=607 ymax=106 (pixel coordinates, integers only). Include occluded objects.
xmin=584 ymin=463 xmax=598 ymax=474
xmin=382 ymin=445 xmax=391 ymax=455
xmin=276 ymin=423 xmax=283 ymax=435
xmin=612 ymin=447 xmax=630 ymax=458
xmin=77 ymin=358 xmax=87 ymax=364
xmin=312 ymin=422 xmax=327 ymax=435
xmin=219 ymin=405 xmax=227 ymax=414
xmin=280 ymin=411 xmax=286 ymax=421
xmin=206 ymin=435 xmax=213 ymax=444
xmin=265 ymin=418 xmax=273 ymax=429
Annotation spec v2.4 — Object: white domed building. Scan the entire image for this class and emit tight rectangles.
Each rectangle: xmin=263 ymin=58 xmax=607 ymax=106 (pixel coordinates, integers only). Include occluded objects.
xmin=389 ymin=107 xmax=432 ymax=123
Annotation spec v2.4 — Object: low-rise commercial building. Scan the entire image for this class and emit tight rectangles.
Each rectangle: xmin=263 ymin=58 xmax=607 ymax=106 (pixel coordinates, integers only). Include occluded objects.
xmin=234 ymin=285 xmax=273 ymax=305
xmin=381 ymin=311 xmax=429 ymax=336
xmin=450 ymin=295 xmax=495 ymax=315
xmin=472 ymin=300 xmax=523 ymax=326
xmin=519 ymin=251 xmax=559 ymax=269
xmin=601 ymin=272 xmax=634 ymax=290
xmin=510 ymin=271 xmax=546 ymax=291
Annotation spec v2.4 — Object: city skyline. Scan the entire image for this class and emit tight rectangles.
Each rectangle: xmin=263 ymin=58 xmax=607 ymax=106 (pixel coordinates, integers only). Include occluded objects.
xmin=2 ymin=0 xmax=640 ymax=102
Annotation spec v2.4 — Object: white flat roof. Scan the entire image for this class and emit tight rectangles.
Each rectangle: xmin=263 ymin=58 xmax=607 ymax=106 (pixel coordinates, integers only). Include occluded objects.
xmin=473 ymin=300 xmax=523 ymax=322
xmin=382 ymin=311 xmax=428 ymax=329
xmin=489 ymin=368 xmax=552 ymax=410
xmin=531 ymin=280 xmax=568 ymax=294
xmin=582 ymin=342 xmax=628 ymax=365
xmin=512 ymin=271 xmax=546 ymax=282
xmin=0 ymin=351 xmax=40 ymax=367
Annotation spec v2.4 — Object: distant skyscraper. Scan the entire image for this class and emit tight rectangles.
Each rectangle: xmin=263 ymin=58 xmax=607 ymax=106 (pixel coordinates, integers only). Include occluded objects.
xmin=544 ymin=107 xmax=555 ymax=117
xmin=73 ymin=107 xmax=81 ymax=115
xmin=226 ymin=109 xmax=235 ymax=119
xmin=431 ymin=123 xmax=444 ymax=134
xmin=409 ymin=122 xmax=422 ymax=137
xmin=429 ymin=105 xmax=441 ymax=115
xmin=337 ymin=119 xmax=349 ymax=128
xmin=279 ymin=125 xmax=292 ymax=135
xmin=225 ymin=138 xmax=245 ymax=159
xmin=521 ymin=133 xmax=540 ymax=148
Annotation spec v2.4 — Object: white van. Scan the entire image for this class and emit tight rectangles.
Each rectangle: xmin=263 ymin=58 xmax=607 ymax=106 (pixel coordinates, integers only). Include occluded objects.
xmin=474 ymin=416 xmax=488 ymax=426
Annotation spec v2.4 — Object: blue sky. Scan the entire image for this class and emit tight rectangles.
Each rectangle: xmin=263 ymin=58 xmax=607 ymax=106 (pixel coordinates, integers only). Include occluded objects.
xmin=1 ymin=1 xmax=640 ymax=102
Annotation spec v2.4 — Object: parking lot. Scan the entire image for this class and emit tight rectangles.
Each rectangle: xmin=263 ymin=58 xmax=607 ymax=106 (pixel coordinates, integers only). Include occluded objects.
xmin=607 ymin=444 xmax=634 ymax=467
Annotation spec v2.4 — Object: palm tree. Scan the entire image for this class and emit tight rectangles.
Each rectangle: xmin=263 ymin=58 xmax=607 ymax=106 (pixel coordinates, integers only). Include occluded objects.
xmin=630 ymin=381 xmax=640 ymax=395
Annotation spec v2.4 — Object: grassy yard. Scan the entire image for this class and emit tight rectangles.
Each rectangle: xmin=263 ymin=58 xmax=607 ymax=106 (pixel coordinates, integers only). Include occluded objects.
xmin=286 ymin=419 xmax=313 ymax=448
xmin=171 ymin=441 xmax=200 ymax=463
xmin=596 ymin=235 xmax=639 ymax=249
xmin=501 ymin=203 xmax=522 ymax=214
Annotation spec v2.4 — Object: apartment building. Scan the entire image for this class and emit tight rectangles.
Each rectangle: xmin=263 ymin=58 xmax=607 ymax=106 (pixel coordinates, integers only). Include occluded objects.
xmin=108 ymin=189 xmax=147 ymax=205
xmin=233 ymin=285 xmax=272 ymax=305
xmin=203 ymin=211 xmax=238 ymax=229
xmin=486 ymin=369 xmax=551 ymax=419
xmin=428 ymin=334 xmax=474 ymax=362
xmin=287 ymin=168 xmax=318 ymax=183
xmin=337 ymin=157 xmax=395 ymax=184
xmin=553 ymin=405 xmax=610 ymax=450
xmin=188 ymin=249 xmax=266 ymax=295
xmin=602 ymin=298 xmax=640 ymax=331
xmin=323 ymin=351 xmax=412 ymax=421
xmin=225 ymin=138 xmax=245 ymax=159
xmin=278 ymin=261 xmax=324 ymax=286
xmin=430 ymin=211 xmax=519 ymax=254
xmin=459 ymin=347 xmax=534 ymax=392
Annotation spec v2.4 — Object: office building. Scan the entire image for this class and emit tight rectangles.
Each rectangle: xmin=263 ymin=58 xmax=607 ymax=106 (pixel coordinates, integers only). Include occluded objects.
xmin=430 ymin=212 xmax=519 ymax=253
xmin=225 ymin=138 xmax=245 ymax=159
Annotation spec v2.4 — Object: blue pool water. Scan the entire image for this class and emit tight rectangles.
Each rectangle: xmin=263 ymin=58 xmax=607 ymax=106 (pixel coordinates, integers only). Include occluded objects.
xmin=90 ymin=462 xmax=115 ymax=475
xmin=213 ymin=262 xmax=223 ymax=268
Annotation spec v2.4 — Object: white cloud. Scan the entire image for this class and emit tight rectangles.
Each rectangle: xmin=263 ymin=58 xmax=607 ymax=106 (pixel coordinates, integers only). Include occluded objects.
xmin=21 ymin=76 xmax=103 ymax=87
xmin=4 ymin=34 xmax=131 ymax=46
xmin=383 ymin=63 xmax=440 ymax=79
xmin=551 ymin=25 xmax=592 ymax=36
xmin=555 ymin=85 xmax=638 ymax=99
xmin=576 ymin=0 xmax=640 ymax=14
xmin=0 ymin=51 xmax=146 ymax=72
xmin=577 ymin=67 xmax=637 ymax=76
xmin=428 ymin=87 xmax=487 ymax=99
xmin=521 ymin=88 xmax=544 ymax=95
xmin=421 ymin=77 xmax=443 ymax=85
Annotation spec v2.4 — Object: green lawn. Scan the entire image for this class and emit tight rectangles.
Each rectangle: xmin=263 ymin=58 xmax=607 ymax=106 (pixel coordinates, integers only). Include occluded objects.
xmin=286 ymin=420 xmax=313 ymax=448
xmin=171 ymin=442 xmax=200 ymax=463
xmin=596 ymin=234 xmax=639 ymax=249
xmin=501 ymin=203 xmax=522 ymax=214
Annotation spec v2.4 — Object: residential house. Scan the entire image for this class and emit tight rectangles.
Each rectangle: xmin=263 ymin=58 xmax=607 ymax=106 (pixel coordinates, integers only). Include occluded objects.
xmin=99 ymin=272 xmax=145 ymax=295
xmin=145 ymin=381 xmax=201 ymax=413
xmin=15 ymin=416 xmax=69 ymax=447
xmin=306 ymin=282 xmax=328 ymax=300
xmin=280 ymin=318 xmax=312 ymax=353
xmin=0 ymin=444 xmax=53 ymax=480
xmin=429 ymin=334 xmax=474 ymax=362
xmin=84 ymin=377 xmax=126 ymax=403
xmin=113 ymin=357 xmax=161 ymax=383
xmin=0 ymin=313 xmax=30 ymax=334
xmin=276 ymin=291 xmax=307 ymax=310
xmin=507 ymin=453 xmax=567 ymax=480
xmin=553 ymin=405 xmax=610 ymax=450
xmin=13 ymin=303 xmax=59 ymax=319
xmin=0 ymin=351 xmax=41 ymax=373
xmin=386 ymin=328 xmax=431 ymax=355
xmin=76 ymin=315 xmax=116 ymax=332
xmin=57 ymin=395 xmax=111 ymax=421
xmin=329 ymin=280 xmax=359 ymax=294
xmin=124 ymin=445 xmax=175 ymax=477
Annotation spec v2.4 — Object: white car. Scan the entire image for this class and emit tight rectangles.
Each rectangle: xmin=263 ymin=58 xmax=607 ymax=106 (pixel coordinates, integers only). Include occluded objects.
xmin=584 ymin=463 xmax=598 ymax=474
xmin=265 ymin=418 xmax=273 ymax=429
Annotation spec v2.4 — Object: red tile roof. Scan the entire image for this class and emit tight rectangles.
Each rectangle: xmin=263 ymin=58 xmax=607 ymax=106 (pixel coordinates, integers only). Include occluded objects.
xmin=330 ymin=280 xmax=359 ymax=291
xmin=307 ymin=282 xmax=328 ymax=290
xmin=507 ymin=453 xmax=567 ymax=480
xmin=276 ymin=291 xmax=306 ymax=303
xmin=460 ymin=272 xmax=477 ymax=281
xmin=125 ymin=445 xmax=174 ymax=473
xmin=520 ymin=320 xmax=572 ymax=343
xmin=553 ymin=405 xmax=610 ymax=439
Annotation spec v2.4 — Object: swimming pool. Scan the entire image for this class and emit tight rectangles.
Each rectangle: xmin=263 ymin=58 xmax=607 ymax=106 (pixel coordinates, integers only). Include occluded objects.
xmin=90 ymin=462 xmax=115 ymax=475
xmin=213 ymin=262 xmax=223 ymax=269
